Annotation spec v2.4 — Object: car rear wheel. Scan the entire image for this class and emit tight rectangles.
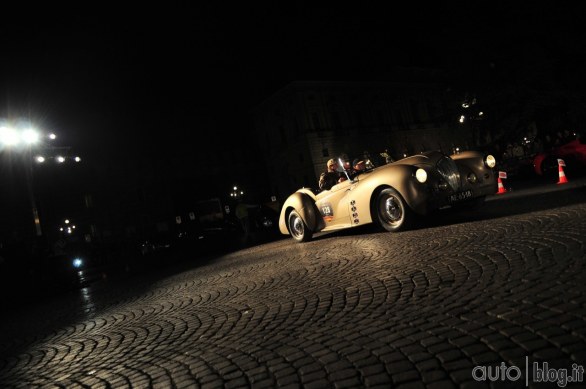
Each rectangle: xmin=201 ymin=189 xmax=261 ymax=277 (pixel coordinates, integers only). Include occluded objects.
xmin=288 ymin=210 xmax=313 ymax=242
xmin=374 ymin=188 xmax=413 ymax=232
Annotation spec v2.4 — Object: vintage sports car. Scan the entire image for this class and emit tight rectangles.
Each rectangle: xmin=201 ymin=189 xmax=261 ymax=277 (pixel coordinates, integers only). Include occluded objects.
xmin=533 ymin=138 xmax=586 ymax=179
xmin=279 ymin=150 xmax=497 ymax=242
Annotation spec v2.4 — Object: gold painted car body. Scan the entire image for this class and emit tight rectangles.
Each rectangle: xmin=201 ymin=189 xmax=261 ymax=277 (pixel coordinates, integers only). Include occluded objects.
xmin=279 ymin=150 xmax=497 ymax=241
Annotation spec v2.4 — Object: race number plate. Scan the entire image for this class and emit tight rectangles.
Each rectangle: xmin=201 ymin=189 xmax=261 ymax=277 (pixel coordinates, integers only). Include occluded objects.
xmin=449 ymin=190 xmax=473 ymax=203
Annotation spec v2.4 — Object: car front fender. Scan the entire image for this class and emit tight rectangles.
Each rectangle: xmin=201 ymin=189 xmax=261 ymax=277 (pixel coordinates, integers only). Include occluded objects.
xmin=279 ymin=192 xmax=325 ymax=235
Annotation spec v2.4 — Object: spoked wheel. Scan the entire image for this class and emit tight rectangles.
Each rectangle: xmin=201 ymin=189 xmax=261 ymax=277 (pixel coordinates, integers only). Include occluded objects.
xmin=287 ymin=210 xmax=313 ymax=242
xmin=374 ymin=188 xmax=413 ymax=232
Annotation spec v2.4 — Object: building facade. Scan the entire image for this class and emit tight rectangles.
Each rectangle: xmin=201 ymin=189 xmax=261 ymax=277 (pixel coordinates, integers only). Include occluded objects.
xmin=253 ymin=80 xmax=472 ymax=201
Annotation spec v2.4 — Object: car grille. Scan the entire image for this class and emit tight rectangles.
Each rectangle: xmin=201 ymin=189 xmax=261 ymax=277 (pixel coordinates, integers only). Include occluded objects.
xmin=436 ymin=156 xmax=460 ymax=191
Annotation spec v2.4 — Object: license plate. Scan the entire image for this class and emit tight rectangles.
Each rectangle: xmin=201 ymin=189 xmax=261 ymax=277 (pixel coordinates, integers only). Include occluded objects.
xmin=449 ymin=190 xmax=473 ymax=203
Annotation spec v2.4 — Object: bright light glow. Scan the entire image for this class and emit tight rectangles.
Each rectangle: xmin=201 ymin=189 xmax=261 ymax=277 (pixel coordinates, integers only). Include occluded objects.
xmin=72 ymin=225 xmax=76 ymax=229
xmin=35 ymin=156 xmax=46 ymax=163
xmin=415 ymin=168 xmax=428 ymax=183
xmin=74 ymin=156 xmax=81 ymax=162
xmin=67 ymin=229 xmax=72 ymax=234
xmin=462 ymin=102 xmax=470 ymax=108
xmin=22 ymin=129 xmax=39 ymax=144
xmin=479 ymin=111 xmax=484 ymax=116
xmin=0 ymin=127 xmax=20 ymax=146
xmin=233 ymin=186 xmax=237 ymax=190
xmin=240 ymin=191 xmax=244 ymax=195
xmin=56 ymin=156 xmax=65 ymax=163
xmin=73 ymin=258 xmax=83 ymax=268
xmin=49 ymin=133 xmax=57 ymax=140
xmin=485 ymin=155 xmax=496 ymax=168
xmin=456 ymin=147 xmax=460 ymax=152
xmin=59 ymin=227 xmax=64 ymax=231
xmin=65 ymin=219 xmax=70 ymax=224
xmin=459 ymin=115 xmax=465 ymax=123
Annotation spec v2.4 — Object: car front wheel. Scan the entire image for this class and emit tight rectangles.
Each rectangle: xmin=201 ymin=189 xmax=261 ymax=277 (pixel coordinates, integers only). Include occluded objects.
xmin=374 ymin=188 xmax=413 ymax=232
xmin=288 ymin=210 xmax=313 ymax=242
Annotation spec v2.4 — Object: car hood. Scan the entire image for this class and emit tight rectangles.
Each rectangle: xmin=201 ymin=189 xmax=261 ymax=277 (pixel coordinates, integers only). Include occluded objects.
xmin=384 ymin=150 xmax=445 ymax=168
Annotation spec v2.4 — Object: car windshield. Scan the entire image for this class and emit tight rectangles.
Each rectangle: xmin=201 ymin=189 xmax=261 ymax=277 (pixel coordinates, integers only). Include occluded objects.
xmin=335 ymin=151 xmax=382 ymax=176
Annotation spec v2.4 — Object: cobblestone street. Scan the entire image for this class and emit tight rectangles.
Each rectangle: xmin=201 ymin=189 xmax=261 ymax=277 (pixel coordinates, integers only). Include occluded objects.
xmin=1 ymin=186 xmax=585 ymax=388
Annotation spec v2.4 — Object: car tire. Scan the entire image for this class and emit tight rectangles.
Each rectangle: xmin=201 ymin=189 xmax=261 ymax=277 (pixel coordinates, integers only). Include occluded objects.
xmin=374 ymin=188 xmax=414 ymax=232
xmin=287 ymin=210 xmax=313 ymax=242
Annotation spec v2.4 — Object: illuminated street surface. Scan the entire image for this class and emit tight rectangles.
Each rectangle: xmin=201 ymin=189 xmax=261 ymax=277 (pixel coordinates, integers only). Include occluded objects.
xmin=1 ymin=185 xmax=585 ymax=388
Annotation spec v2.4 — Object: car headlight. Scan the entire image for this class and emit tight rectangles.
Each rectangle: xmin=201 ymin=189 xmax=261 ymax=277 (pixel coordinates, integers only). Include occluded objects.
xmin=72 ymin=258 xmax=83 ymax=268
xmin=415 ymin=168 xmax=428 ymax=183
xmin=484 ymin=154 xmax=496 ymax=168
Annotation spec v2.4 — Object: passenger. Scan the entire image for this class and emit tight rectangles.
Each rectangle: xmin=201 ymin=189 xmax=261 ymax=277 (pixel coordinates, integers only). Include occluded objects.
xmin=353 ymin=159 xmax=366 ymax=172
xmin=318 ymin=159 xmax=344 ymax=191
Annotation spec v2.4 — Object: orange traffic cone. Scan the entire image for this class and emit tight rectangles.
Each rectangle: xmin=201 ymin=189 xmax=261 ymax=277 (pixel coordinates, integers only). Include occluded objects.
xmin=497 ymin=177 xmax=507 ymax=194
xmin=557 ymin=164 xmax=569 ymax=184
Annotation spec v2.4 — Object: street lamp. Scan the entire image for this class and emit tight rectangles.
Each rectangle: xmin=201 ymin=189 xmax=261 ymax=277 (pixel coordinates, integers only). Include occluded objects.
xmin=0 ymin=127 xmax=20 ymax=146
xmin=0 ymin=122 xmax=63 ymax=237
xmin=59 ymin=219 xmax=77 ymax=236
xmin=230 ymin=185 xmax=244 ymax=199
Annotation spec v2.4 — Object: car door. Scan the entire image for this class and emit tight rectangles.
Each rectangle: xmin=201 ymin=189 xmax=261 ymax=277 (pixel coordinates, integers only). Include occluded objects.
xmin=315 ymin=178 xmax=359 ymax=230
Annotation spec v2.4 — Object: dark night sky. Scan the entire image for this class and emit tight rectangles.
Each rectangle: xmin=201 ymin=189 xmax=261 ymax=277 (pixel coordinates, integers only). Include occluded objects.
xmin=1 ymin=3 xmax=585 ymax=164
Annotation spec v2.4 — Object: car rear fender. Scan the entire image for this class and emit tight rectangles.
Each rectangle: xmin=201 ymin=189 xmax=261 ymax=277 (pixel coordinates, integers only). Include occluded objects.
xmin=279 ymin=192 xmax=325 ymax=234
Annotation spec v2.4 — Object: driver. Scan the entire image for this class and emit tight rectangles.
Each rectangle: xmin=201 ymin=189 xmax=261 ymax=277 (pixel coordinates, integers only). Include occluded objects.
xmin=318 ymin=159 xmax=344 ymax=191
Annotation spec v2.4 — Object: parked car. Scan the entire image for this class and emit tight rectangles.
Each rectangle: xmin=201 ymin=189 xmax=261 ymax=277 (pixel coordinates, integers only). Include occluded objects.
xmin=248 ymin=204 xmax=281 ymax=241
xmin=175 ymin=219 xmax=242 ymax=256
xmin=533 ymin=138 xmax=586 ymax=179
xmin=279 ymin=150 xmax=497 ymax=242
xmin=139 ymin=235 xmax=174 ymax=257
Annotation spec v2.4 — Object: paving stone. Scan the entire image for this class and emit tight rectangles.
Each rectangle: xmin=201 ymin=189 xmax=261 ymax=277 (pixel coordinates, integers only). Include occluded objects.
xmin=420 ymin=369 xmax=447 ymax=383
xmin=386 ymin=360 xmax=415 ymax=374
xmin=532 ymin=347 xmax=566 ymax=360
xmin=427 ymin=380 xmax=457 ymax=389
xmin=450 ymin=336 xmax=478 ymax=348
xmin=461 ymin=344 xmax=488 ymax=357
xmin=395 ymin=381 xmax=426 ymax=389
xmin=416 ymin=358 xmax=441 ymax=372
xmin=392 ymin=370 xmax=421 ymax=385
xmin=225 ymin=377 xmax=249 ymax=388
xmin=363 ymin=372 xmax=392 ymax=387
